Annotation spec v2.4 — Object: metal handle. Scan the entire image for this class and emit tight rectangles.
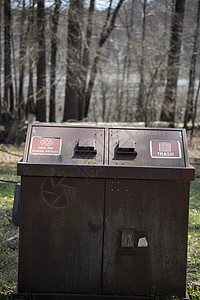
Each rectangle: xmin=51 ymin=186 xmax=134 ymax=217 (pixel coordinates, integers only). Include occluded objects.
xmin=75 ymin=139 xmax=97 ymax=154
xmin=116 ymin=139 xmax=137 ymax=155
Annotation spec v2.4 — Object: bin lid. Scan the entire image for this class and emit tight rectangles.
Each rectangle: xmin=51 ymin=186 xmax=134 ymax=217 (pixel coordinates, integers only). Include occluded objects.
xmin=18 ymin=124 xmax=195 ymax=181
xmin=109 ymin=128 xmax=187 ymax=167
xmin=24 ymin=124 xmax=105 ymax=165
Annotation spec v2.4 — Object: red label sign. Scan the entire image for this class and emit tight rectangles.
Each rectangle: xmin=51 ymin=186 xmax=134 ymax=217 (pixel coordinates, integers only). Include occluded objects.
xmin=30 ymin=137 xmax=61 ymax=155
xmin=150 ymin=140 xmax=181 ymax=159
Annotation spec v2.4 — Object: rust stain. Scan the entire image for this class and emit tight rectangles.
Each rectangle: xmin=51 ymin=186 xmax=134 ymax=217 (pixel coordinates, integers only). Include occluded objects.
xmin=88 ymin=221 xmax=101 ymax=233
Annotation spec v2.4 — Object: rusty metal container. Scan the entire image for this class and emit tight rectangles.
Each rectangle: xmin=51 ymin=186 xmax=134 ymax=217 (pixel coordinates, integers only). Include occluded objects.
xmin=15 ymin=124 xmax=195 ymax=299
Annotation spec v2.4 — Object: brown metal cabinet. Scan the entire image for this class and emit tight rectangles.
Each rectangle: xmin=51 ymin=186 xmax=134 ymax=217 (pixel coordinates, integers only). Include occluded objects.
xmin=15 ymin=124 xmax=195 ymax=299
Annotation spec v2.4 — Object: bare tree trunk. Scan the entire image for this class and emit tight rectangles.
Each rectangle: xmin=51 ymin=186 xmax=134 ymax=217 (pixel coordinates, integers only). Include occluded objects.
xmin=118 ymin=52 xmax=127 ymax=121
xmin=184 ymin=0 xmax=200 ymax=128
xmin=4 ymin=0 xmax=14 ymax=113
xmin=99 ymin=66 xmax=107 ymax=122
xmin=145 ymin=62 xmax=162 ymax=126
xmin=84 ymin=0 xmax=125 ymax=118
xmin=0 ymin=2 xmax=2 ymax=113
xmin=122 ymin=0 xmax=134 ymax=122
xmin=18 ymin=0 xmax=26 ymax=120
xmin=27 ymin=66 xmax=35 ymax=120
xmin=192 ymin=80 xmax=200 ymax=135
xmin=26 ymin=0 xmax=36 ymax=120
xmin=11 ymin=32 xmax=18 ymax=109
xmin=115 ymin=51 xmax=120 ymax=120
xmin=191 ymin=77 xmax=200 ymax=138
xmin=49 ymin=0 xmax=61 ymax=122
xmin=135 ymin=0 xmax=147 ymax=122
xmin=63 ymin=0 xmax=83 ymax=121
xmin=125 ymin=44 xmax=131 ymax=122
xmin=160 ymin=0 xmax=186 ymax=126
xmin=36 ymin=0 xmax=46 ymax=122
xmin=78 ymin=0 xmax=95 ymax=120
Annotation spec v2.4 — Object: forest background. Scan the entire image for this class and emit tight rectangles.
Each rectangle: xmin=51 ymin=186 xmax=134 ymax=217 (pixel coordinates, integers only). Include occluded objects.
xmin=0 ymin=1 xmax=200 ymax=298
xmin=0 ymin=0 xmax=200 ymax=141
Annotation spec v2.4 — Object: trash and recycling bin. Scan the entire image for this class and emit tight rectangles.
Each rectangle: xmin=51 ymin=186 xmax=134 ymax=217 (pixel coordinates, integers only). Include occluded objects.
xmin=15 ymin=124 xmax=195 ymax=299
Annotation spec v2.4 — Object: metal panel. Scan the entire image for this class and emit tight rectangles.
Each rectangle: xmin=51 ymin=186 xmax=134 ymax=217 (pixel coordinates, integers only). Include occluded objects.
xmin=26 ymin=125 xmax=105 ymax=165
xmin=108 ymin=128 xmax=186 ymax=167
xmin=17 ymin=163 xmax=195 ymax=181
xmin=15 ymin=292 xmax=190 ymax=299
xmin=102 ymin=179 xmax=189 ymax=297
xmin=18 ymin=176 xmax=105 ymax=294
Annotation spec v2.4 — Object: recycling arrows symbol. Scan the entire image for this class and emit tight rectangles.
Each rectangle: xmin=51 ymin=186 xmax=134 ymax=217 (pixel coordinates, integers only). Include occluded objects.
xmin=41 ymin=177 xmax=77 ymax=209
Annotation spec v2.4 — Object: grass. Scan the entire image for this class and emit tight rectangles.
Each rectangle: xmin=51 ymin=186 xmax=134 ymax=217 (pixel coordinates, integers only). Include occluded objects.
xmin=0 ymin=145 xmax=22 ymax=298
xmin=0 ymin=141 xmax=200 ymax=299
xmin=187 ymin=156 xmax=200 ymax=299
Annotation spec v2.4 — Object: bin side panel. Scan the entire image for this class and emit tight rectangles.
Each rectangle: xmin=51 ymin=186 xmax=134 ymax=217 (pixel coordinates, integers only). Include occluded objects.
xmin=102 ymin=179 xmax=189 ymax=297
xmin=18 ymin=176 xmax=104 ymax=294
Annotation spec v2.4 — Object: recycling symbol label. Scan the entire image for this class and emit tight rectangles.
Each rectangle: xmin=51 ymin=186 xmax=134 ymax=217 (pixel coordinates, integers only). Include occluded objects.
xmin=30 ymin=136 xmax=61 ymax=155
xmin=40 ymin=138 xmax=54 ymax=147
xmin=41 ymin=177 xmax=78 ymax=209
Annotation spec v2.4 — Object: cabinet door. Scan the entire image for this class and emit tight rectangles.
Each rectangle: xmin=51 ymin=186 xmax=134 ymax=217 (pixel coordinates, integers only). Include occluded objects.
xmin=19 ymin=176 xmax=105 ymax=294
xmin=102 ymin=179 xmax=189 ymax=297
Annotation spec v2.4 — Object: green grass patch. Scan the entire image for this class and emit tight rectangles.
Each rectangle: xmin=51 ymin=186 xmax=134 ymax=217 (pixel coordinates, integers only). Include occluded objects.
xmin=187 ymin=171 xmax=200 ymax=299
xmin=0 ymin=145 xmax=22 ymax=298
xmin=0 ymin=197 xmax=18 ymax=297
xmin=0 ymin=183 xmax=15 ymax=200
